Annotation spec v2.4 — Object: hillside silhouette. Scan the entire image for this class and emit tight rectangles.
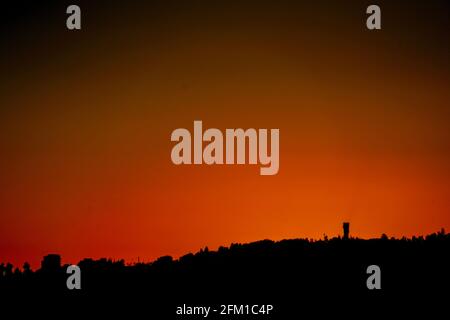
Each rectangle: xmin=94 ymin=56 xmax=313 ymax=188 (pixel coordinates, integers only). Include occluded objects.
xmin=1 ymin=225 xmax=449 ymax=317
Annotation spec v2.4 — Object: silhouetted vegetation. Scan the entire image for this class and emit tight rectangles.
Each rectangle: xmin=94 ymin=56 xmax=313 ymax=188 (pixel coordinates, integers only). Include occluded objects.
xmin=1 ymin=229 xmax=448 ymax=316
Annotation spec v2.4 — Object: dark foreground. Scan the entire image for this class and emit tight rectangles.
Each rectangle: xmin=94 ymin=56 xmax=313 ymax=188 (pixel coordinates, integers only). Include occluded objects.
xmin=1 ymin=232 xmax=449 ymax=318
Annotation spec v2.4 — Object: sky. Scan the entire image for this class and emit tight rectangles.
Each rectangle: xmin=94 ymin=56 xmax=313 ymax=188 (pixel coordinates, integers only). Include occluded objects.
xmin=1 ymin=0 xmax=449 ymax=268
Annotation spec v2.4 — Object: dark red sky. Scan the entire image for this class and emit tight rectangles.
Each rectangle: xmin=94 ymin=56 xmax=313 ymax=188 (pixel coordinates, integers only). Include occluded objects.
xmin=1 ymin=0 xmax=449 ymax=268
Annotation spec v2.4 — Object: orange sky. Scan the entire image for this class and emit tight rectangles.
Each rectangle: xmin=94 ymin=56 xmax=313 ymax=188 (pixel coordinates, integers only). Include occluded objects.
xmin=1 ymin=1 xmax=449 ymax=268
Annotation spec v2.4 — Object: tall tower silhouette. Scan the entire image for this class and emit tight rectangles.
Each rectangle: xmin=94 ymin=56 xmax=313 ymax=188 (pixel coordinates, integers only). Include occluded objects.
xmin=343 ymin=222 xmax=350 ymax=240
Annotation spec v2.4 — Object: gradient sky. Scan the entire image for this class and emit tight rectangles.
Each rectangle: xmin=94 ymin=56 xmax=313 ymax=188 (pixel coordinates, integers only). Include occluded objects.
xmin=1 ymin=0 xmax=449 ymax=268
